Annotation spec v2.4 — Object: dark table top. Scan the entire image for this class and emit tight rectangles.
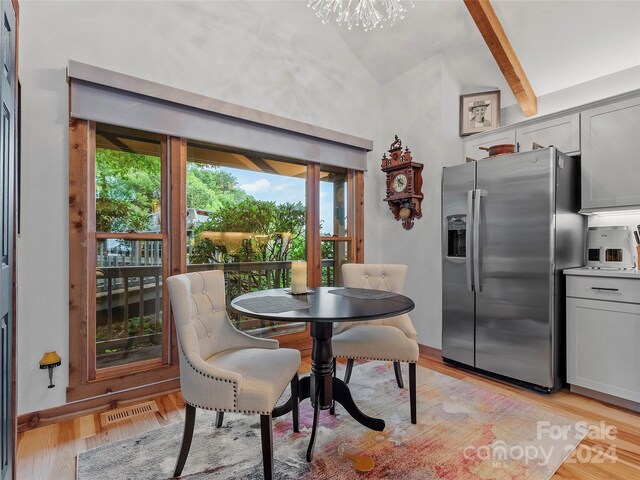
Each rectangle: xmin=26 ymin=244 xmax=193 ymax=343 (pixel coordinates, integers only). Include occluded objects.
xmin=230 ymin=287 xmax=415 ymax=323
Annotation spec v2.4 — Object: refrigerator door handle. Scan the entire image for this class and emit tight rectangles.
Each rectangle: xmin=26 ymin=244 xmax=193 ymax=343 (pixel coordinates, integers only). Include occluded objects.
xmin=466 ymin=190 xmax=475 ymax=292
xmin=473 ymin=189 xmax=483 ymax=292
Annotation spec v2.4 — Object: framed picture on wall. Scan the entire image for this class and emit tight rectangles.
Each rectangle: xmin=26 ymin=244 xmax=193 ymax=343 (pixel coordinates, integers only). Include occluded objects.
xmin=459 ymin=90 xmax=500 ymax=137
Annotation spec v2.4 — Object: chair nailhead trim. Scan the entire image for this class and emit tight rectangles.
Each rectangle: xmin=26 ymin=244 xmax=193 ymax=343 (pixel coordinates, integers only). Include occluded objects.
xmin=178 ymin=344 xmax=238 ymax=409
xmin=185 ymin=402 xmax=272 ymax=416
xmin=334 ymin=355 xmax=417 ymax=363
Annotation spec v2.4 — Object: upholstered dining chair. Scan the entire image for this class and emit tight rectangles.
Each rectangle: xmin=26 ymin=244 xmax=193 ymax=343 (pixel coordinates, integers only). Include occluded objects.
xmin=166 ymin=270 xmax=301 ymax=480
xmin=331 ymin=264 xmax=419 ymax=424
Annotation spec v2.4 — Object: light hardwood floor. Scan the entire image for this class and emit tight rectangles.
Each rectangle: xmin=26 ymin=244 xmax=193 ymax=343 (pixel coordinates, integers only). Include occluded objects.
xmin=16 ymin=355 xmax=640 ymax=479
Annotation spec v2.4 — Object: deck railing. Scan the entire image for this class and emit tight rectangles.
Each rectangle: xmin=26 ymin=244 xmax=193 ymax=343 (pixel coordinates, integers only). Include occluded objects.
xmin=96 ymin=239 xmax=163 ymax=267
xmin=95 ymin=259 xmax=338 ymax=354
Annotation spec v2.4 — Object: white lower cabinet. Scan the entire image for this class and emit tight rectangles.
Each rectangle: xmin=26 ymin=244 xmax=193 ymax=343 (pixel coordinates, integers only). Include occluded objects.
xmin=566 ymin=274 xmax=640 ymax=403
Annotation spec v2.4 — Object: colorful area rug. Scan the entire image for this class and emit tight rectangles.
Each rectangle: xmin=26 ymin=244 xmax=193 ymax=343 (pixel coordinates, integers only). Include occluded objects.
xmin=78 ymin=362 xmax=585 ymax=479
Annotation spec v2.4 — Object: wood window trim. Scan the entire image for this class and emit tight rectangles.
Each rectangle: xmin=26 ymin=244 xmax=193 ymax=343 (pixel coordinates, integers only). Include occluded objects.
xmin=68 ymin=119 xmax=179 ymax=402
xmin=306 ymin=163 xmax=321 ymax=288
xmin=272 ymin=163 xmax=322 ymax=353
xmin=69 ymin=123 xmax=364 ymax=401
xmin=354 ymin=170 xmax=365 ymax=263
xmin=168 ymin=137 xmax=186 ymax=366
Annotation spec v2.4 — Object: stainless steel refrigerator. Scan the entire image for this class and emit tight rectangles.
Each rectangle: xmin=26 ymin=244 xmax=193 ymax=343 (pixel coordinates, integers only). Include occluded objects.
xmin=441 ymin=147 xmax=584 ymax=392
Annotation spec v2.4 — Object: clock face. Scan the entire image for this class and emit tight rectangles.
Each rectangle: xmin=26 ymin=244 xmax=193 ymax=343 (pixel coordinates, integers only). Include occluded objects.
xmin=392 ymin=173 xmax=408 ymax=193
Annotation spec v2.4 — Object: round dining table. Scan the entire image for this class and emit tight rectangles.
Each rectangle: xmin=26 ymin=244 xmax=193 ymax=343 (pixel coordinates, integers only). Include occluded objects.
xmin=230 ymin=286 xmax=415 ymax=461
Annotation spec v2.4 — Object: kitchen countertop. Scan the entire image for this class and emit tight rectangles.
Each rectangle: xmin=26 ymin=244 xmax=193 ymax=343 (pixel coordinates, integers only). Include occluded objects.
xmin=564 ymin=267 xmax=640 ymax=279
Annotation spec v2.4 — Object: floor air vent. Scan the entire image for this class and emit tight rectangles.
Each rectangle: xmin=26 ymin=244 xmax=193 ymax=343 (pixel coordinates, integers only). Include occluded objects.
xmin=100 ymin=400 xmax=159 ymax=427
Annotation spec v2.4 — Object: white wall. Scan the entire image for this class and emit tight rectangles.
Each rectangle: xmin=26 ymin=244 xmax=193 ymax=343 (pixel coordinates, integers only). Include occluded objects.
xmin=440 ymin=60 xmax=464 ymax=169
xmin=502 ymin=65 xmax=640 ymax=125
xmin=18 ymin=0 xmax=382 ymax=414
xmin=493 ymin=1 xmax=640 ymax=106
xmin=376 ymin=55 xmax=461 ymax=348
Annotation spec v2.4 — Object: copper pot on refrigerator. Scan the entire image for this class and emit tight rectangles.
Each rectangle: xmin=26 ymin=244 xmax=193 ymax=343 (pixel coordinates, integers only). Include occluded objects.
xmin=479 ymin=144 xmax=516 ymax=157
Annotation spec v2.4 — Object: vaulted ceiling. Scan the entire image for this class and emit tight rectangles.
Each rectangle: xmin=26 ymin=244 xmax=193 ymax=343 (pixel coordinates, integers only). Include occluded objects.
xmin=330 ymin=0 xmax=640 ymax=107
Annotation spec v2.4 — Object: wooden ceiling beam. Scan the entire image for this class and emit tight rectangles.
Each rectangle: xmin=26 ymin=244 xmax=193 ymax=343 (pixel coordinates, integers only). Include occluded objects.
xmin=464 ymin=0 xmax=538 ymax=117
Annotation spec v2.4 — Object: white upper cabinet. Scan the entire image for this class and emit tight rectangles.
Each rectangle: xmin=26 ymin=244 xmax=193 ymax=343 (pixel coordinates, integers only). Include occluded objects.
xmin=463 ymin=129 xmax=516 ymax=162
xmin=463 ymin=113 xmax=580 ymax=163
xmin=581 ymin=96 xmax=640 ymax=212
xmin=516 ymin=113 xmax=580 ymax=155
xmin=461 ymin=90 xmax=640 ymax=212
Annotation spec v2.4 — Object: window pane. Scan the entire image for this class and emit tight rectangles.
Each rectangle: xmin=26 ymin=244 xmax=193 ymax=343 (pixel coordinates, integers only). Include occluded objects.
xmin=321 ymin=240 xmax=351 ymax=287
xmin=186 ymin=142 xmax=307 ymax=337
xmin=95 ymin=124 xmax=162 ymax=233
xmin=320 ymin=167 xmax=348 ymax=237
xmin=95 ymin=239 xmax=163 ymax=368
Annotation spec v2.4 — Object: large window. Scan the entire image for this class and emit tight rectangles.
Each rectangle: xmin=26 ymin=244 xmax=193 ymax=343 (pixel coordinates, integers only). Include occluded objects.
xmin=69 ymin=121 xmax=364 ymax=402
xmin=186 ymin=142 xmax=308 ymax=337
xmin=320 ymin=166 xmax=351 ymax=287
xmin=93 ymin=124 xmax=168 ymax=374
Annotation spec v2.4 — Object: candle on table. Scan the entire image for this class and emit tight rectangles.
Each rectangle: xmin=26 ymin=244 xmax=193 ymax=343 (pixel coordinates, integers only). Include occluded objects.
xmin=291 ymin=261 xmax=307 ymax=294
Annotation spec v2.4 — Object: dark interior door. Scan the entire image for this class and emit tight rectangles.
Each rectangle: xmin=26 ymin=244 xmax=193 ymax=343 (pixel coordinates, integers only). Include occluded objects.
xmin=0 ymin=1 xmax=15 ymax=478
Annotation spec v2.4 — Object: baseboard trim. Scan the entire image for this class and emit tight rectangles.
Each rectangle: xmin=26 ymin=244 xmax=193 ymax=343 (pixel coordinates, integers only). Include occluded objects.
xmin=19 ymin=346 xmax=428 ymax=433
xmin=18 ymin=378 xmax=181 ymax=433
xmin=570 ymin=384 xmax=640 ymax=413
xmin=418 ymin=344 xmax=442 ymax=362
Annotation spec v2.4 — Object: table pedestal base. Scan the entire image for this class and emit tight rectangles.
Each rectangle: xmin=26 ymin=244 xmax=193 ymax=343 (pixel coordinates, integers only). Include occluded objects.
xmin=273 ymin=322 xmax=385 ymax=461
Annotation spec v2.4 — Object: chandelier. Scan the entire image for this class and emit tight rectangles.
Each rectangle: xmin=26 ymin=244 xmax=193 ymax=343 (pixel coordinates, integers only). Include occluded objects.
xmin=308 ymin=0 xmax=414 ymax=31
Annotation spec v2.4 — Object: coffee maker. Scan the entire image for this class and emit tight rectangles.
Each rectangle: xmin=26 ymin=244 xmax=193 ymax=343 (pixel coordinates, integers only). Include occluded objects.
xmin=586 ymin=226 xmax=635 ymax=270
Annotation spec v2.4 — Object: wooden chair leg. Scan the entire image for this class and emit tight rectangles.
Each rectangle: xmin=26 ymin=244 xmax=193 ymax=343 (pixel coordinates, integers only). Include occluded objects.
xmin=290 ymin=373 xmax=299 ymax=433
xmin=260 ymin=414 xmax=274 ymax=480
xmin=409 ymin=362 xmax=417 ymax=424
xmin=344 ymin=358 xmax=354 ymax=384
xmin=215 ymin=411 xmax=224 ymax=428
xmin=393 ymin=361 xmax=404 ymax=389
xmin=174 ymin=404 xmax=196 ymax=477
xmin=330 ymin=358 xmax=337 ymax=415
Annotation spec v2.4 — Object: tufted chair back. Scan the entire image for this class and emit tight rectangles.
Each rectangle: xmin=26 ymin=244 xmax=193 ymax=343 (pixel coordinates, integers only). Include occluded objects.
xmin=343 ymin=263 xmax=407 ymax=293
xmin=167 ymin=270 xmax=300 ymax=480
xmin=335 ymin=264 xmax=416 ymax=339
xmin=167 ymin=270 xmax=261 ymax=410
xmin=169 ymin=270 xmax=244 ymax=360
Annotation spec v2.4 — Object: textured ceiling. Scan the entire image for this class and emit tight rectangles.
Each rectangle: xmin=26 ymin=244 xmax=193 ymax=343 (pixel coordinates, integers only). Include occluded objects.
xmin=330 ymin=0 xmax=640 ymax=106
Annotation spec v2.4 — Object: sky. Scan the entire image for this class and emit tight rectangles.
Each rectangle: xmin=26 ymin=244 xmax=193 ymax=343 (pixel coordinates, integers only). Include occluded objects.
xmin=222 ymin=167 xmax=339 ymax=235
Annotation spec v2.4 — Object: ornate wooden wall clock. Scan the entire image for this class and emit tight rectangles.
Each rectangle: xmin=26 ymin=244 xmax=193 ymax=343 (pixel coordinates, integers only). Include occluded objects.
xmin=381 ymin=135 xmax=423 ymax=230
